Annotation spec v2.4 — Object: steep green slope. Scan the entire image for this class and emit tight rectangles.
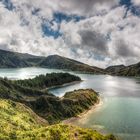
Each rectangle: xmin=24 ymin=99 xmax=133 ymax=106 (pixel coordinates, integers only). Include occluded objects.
xmin=30 ymin=89 xmax=99 ymax=123
xmin=0 ymin=99 xmax=48 ymax=139
xmin=0 ymin=99 xmax=117 ymax=140
xmin=0 ymin=77 xmax=49 ymax=101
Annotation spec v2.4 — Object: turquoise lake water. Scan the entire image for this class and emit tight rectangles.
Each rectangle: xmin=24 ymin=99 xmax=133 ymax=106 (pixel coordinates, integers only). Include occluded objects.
xmin=0 ymin=67 xmax=140 ymax=140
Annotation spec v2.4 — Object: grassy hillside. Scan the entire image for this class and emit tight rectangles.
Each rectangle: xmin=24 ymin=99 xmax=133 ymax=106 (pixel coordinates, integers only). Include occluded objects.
xmin=17 ymin=124 xmax=117 ymax=140
xmin=0 ymin=99 xmax=117 ymax=140
xmin=0 ymin=99 xmax=48 ymax=139
xmin=0 ymin=77 xmax=49 ymax=101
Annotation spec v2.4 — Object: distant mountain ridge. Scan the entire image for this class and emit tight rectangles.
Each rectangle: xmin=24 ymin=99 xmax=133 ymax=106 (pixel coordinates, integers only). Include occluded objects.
xmin=105 ymin=65 xmax=126 ymax=74
xmin=0 ymin=49 xmax=139 ymax=76
xmin=38 ymin=54 xmax=105 ymax=74
xmin=0 ymin=49 xmax=29 ymax=68
xmin=0 ymin=49 xmax=105 ymax=74
xmin=106 ymin=62 xmax=140 ymax=77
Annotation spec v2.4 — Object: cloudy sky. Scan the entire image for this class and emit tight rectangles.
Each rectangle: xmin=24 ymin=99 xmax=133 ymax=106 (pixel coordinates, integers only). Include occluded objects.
xmin=0 ymin=0 xmax=140 ymax=68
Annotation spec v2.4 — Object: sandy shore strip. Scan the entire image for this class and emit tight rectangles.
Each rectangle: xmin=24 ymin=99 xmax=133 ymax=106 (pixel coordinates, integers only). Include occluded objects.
xmin=63 ymin=98 xmax=103 ymax=124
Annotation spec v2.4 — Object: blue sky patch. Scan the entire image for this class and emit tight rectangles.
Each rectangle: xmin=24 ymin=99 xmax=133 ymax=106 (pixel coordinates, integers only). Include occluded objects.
xmin=120 ymin=0 xmax=140 ymax=17
xmin=1 ymin=0 xmax=15 ymax=10
xmin=53 ymin=12 xmax=85 ymax=23
xmin=42 ymin=12 xmax=85 ymax=38
xmin=32 ymin=8 xmax=41 ymax=15
xmin=42 ymin=22 xmax=62 ymax=39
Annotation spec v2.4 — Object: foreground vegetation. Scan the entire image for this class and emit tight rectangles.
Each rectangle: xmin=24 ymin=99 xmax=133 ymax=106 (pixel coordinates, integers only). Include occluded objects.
xmin=0 ymin=73 xmax=118 ymax=139
xmin=0 ymin=99 xmax=48 ymax=137
xmin=0 ymin=99 xmax=117 ymax=140
xmin=17 ymin=124 xmax=117 ymax=140
xmin=0 ymin=76 xmax=98 ymax=123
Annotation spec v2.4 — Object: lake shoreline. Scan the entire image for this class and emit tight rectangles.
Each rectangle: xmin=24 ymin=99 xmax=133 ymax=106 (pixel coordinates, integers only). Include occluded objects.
xmin=46 ymin=80 xmax=83 ymax=91
xmin=63 ymin=97 xmax=103 ymax=124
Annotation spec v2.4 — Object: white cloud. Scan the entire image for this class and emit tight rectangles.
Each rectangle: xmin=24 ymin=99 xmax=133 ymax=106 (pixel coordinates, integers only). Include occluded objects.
xmin=0 ymin=0 xmax=140 ymax=68
xmin=60 ymin=6 xmax=140 ymax=67
xmin=132 ymin=0 xmax=140 ymax=6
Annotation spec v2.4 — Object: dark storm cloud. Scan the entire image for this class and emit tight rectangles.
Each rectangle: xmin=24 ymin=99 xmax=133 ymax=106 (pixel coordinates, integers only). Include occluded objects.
xmin=80 ymin=30 xmax=109 ymax=55
xmin=72 ymin=0 xmax=117 ymax=7
xmin=58 ymin=0 xmax=118 ymax=16
xmin=0 ymin=44 xmax=10 ymax=51
xmin=115 ymin=39 xmax=136 ymax=58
